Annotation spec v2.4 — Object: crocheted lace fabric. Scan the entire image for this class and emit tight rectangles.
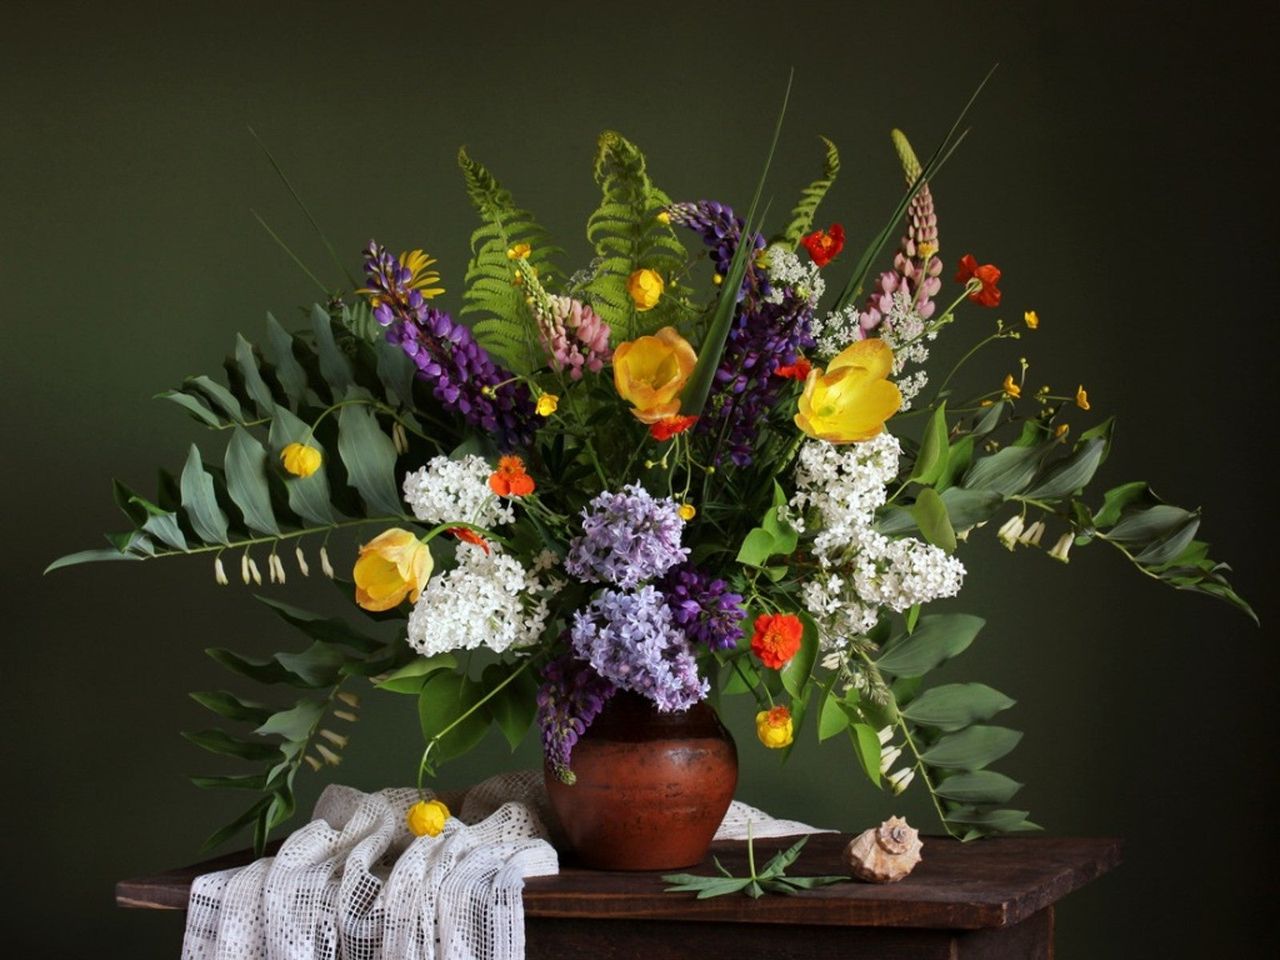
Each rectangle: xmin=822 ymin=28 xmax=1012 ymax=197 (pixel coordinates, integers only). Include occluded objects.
xmin=182 ymin=771 xmax=827 ymax=960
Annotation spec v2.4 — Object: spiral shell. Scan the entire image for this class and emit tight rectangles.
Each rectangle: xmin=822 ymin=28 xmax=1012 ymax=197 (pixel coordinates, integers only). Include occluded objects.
xmin=844 ymin=816 xmax=923 ymax=883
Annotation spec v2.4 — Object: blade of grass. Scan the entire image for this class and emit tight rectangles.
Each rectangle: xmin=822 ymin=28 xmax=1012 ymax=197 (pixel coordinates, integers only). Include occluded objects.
xmin=250 ymin=209 xmax=331 ymax=297
xmin=833 ymin=64 xmax=997 ymax=311
xmin=249 ymin=126 xmax=359 ymax=290
xmin=681 ymin=70 xmax=794 ymax=417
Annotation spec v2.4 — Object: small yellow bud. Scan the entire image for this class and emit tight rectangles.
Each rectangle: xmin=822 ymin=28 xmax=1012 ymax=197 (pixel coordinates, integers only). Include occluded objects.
xmin=712 ymin=273 xmax=724 ymax=286
xmin=506 ymin=242 xmax=531 ymax=260
xmin=678 ymin=503 xmax=697 ymax=521
xmin=1002 ymin=374 xmax=1022 ymax=400
xmin=979 ymin=399 xmax=995 ymax=408
xmin=917 ymin=241 xmax=938 ymax=260
xmin=1054 ymin=423 xmax=1070 ymax=439
xmin=755 ymin=706 xmax=794 ymax=750
xmin=406 ymin=798 xmax=450 ymax=837
xmin=656 ymin=211 xmax=671 ymax=225
xmin=280 ymin=442 xmax=322 ymax=478
xmin=1023 ymin=310 xmax=1040 ymax=330
xmin=512 ymin=270 xmax=524 ymax=286
xmin=625 ymin=268 xmax=665 ymax=311
xmin=536 ymin=393 xmax=559 ymax=417
xmin=1075 ymin=385 xmax=1091 ymax=411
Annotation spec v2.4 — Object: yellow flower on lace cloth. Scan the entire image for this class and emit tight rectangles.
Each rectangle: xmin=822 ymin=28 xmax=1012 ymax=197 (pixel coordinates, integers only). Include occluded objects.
xmin=406 ymin=798 xmax=450 ymax=837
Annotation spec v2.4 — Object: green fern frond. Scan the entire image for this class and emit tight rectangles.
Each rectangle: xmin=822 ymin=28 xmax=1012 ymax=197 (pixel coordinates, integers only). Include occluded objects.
xmin=583 ymin=131 xmax=692 ymax=343
xmin=457 ymin=147 xmax=560 ymax=373
xmin=781 ymin=136 xmax=841 ymax=247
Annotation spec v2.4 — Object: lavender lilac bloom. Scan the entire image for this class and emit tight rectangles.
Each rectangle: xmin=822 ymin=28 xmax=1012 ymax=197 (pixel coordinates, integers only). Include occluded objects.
xmin=660 ymin=564 xmax=746 ymax=652
xmin=569 ymin=586 xmax=708 ymax=712
xmin=537 ymin=655 xmax=616 ymax=785
xmin=564 ymin=484 xmax=689 ymax=588
xmin=361 ymin=242 xmax=537 ymax=449
xmin=665 ymin=202 xmax=815 ymax=467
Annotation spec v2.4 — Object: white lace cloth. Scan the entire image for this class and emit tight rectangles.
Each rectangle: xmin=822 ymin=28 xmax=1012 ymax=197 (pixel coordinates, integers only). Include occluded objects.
xmin=182 ymin=771 xmax=827 ymax=960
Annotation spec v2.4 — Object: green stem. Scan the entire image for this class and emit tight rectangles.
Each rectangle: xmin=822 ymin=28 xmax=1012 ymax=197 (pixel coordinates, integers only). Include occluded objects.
xmin=145 ymin=515 xmax=408 ymax=560
xmin=853 ymin=649 xmax=960 ymax=840
xmin=415 ymin=657 xmax=538 ymax=791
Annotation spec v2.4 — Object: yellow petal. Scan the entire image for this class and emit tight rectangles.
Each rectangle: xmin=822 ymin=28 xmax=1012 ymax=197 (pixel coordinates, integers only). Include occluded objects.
xmin=828 ymin=338 xmax=894 ymax=380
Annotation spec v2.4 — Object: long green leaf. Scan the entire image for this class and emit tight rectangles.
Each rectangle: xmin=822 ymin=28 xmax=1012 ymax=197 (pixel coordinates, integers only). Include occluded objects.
xmin=876 ymin=614 xmax=984 ymax=678
xmin=337 ymin=398 xmax=401 ymax=516
xmin=681 ymin=70 xmax=793 ymax=417
xmin=921 ymin=725 xmax=1022 ymax=770
xmin=224 ymin=427 xmax=281 ymax=535
xmin=180 ymin=444 xmax=230 ymax=544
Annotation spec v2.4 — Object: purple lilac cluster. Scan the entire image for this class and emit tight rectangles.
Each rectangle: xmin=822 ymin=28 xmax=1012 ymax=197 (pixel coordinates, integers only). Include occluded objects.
xmin=536 ymin=655 xmax=617 ymax=785
xmin=569 ymin=586 xmax=708 ymax=712
xmin=564 ymin=484 xmax=689 ymax=588
xmin=666 ymin=202 xmax=815 ymax=467
xmin=361 ymin=242 xmax=536 ymax=449
xmin=660 ymin=564 xmax=746 ymax=652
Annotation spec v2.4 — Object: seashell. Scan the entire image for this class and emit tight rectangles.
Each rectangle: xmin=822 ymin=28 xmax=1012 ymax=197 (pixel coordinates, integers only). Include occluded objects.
xmin=844 ymin=815 xmax=923 ymax=883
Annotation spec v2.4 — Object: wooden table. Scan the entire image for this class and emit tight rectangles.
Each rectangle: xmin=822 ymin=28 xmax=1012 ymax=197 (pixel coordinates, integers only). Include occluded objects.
xmin=118 ymin=834 xmax=1120 ymax=959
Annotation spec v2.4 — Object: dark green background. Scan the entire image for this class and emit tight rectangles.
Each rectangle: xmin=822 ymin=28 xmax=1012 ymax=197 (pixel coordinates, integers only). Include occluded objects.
xmin=3 ymin=1 xmax=1276 ymax=956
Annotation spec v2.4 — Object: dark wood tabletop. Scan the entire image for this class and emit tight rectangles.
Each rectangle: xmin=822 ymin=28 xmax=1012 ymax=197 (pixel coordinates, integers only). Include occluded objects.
xmin=118 ymin=833 xmax=1120 ymax=938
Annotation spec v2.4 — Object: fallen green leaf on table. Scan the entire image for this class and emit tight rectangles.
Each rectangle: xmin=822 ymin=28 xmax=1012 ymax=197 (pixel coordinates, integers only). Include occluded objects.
xmin=662 ymin=828 xmax=848 ymax=899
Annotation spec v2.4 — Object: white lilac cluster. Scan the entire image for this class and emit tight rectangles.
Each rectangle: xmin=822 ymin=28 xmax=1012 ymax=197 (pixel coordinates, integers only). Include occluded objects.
xmin=406 ymin=542 xmax=549 ymax=657
xmin=810 ymin=304 xmax=862 ymax=359
xmin=402 ymin=455 xmax=514 ymax=528
xmin=791 ymin=435 xmax=965 ymax=650
xmin=763 ymin=244 xmax=825 ymax=306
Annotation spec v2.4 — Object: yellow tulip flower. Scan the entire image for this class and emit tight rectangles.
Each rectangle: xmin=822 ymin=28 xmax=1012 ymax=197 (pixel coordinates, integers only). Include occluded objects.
xmin=406 ymin=798 xmax=450 ymax=837
xmin=613 ymin=326 xmax=697 ymax=423
xmin=280 ymin=442 xmax=322 ymax=478
xmin=353 ymin=528 xmax=433 ymax=612
xmin=794 ymin=339 xmax=902 ymax=443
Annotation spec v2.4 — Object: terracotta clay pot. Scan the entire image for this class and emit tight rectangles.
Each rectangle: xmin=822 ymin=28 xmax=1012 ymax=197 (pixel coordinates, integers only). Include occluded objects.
xmin=544 ymin=690 xmax=737 ymax=871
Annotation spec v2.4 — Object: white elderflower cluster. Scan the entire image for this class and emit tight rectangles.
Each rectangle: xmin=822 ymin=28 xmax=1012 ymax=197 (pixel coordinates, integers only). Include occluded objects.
xmin=810 ymin=304 xmax=863 ymax=359
xmin=402 ymin=455 xmax=514 ymax=528
xmin=406 ymin=542 xmax=549 ymax=657
xmin=790 ymin=434 xmax=965 ymax=650
xmin=763 ymin=244 xmax=826 ymax=305
xmin=879 ymin=289 xmax=935 ymax=410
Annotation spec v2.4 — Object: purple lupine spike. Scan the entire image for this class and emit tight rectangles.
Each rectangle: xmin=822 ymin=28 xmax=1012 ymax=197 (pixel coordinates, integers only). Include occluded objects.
xmin=659 ymin=564 xmax=746 ymax=652
xmin=360 ymin=241 xmax=537 ymax=449
xmin=666 ymin=201 xmax=815 ymax=467
xmin=536 ymin=656 xmax=617 ymax=785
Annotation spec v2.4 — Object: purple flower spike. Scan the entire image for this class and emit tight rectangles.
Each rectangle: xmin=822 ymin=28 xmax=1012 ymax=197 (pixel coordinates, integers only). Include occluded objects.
xmin=666 ymin=202 xmax=815 ymax=467
xmin=361 ymin=241 xmax=537 ymax=449
xmin=537 ymin=656 xmax=616 ymax=785
xmin=660 ymin=564 xmax=746 ymax=652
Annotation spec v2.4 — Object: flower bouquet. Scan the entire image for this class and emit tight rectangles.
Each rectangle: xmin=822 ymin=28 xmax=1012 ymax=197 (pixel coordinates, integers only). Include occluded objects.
xmin=52 ymin=95 xmax=1253 ymax=862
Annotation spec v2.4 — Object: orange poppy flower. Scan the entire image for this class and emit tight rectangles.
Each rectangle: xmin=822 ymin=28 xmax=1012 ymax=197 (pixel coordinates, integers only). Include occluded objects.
xmin=649 ymin=415 xmax=698 ymax=441
xmin=954 ymin=254 xmax=1002 ymax=308
xmin=489 ymin=456 xmax=535 ymax=497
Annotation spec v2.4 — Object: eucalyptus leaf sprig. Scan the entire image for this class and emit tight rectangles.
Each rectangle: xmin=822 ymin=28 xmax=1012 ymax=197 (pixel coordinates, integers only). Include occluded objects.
xmin=662 ymin=825 xmax=848 ymax=899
